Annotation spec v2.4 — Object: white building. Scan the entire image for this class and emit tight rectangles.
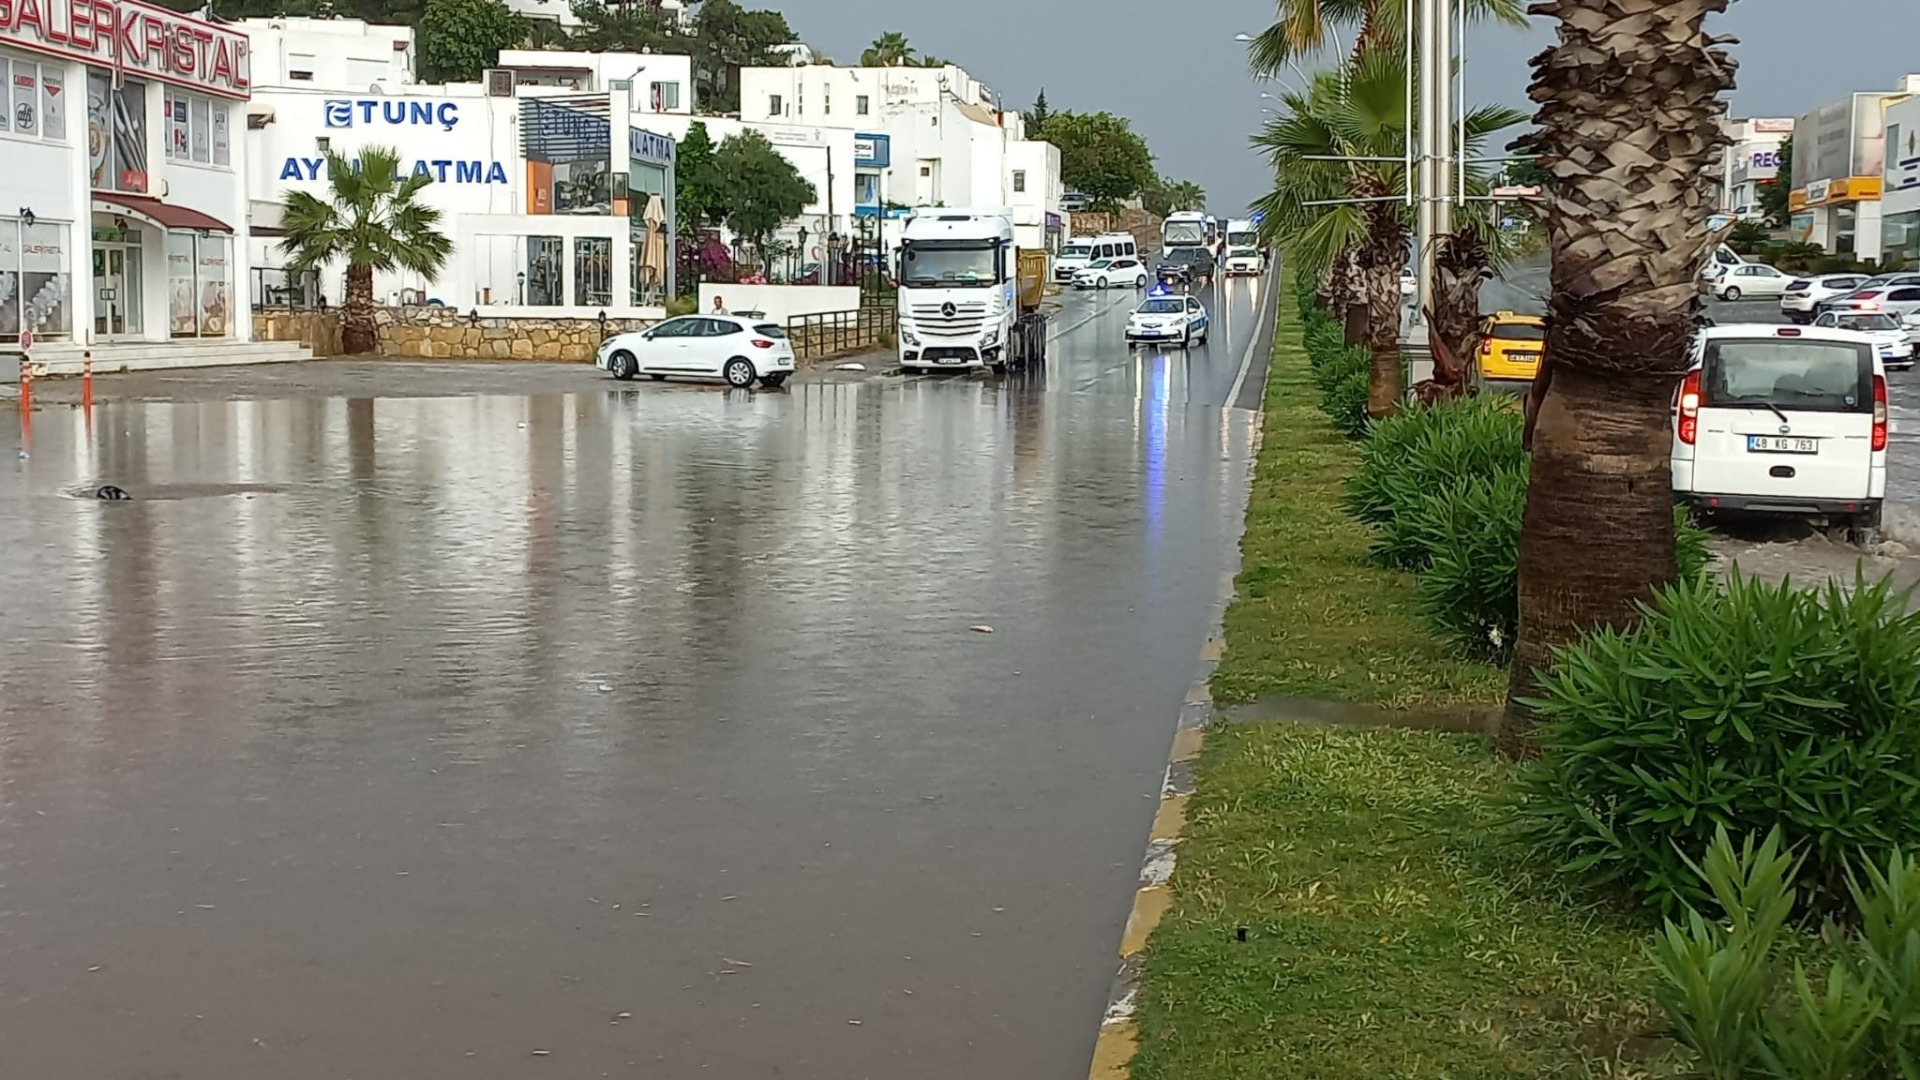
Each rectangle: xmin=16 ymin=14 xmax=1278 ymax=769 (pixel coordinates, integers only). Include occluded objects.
xmin=239 ymin=17 xmax=414 ymax=91
xmin=738 ymin=62 xmax=1064 ymax=251
xmin=1790 ymin=75 xmax=1920 ymax=258
xmin=1717 ymin=117 xmax=1793 ymax=221
xmin=1881 ymin=95 xmax=1920 ymax=267
xmin=2 ymin=2 xmax=271 ymax=366
xmin=491 ymin=49 xmax=694 ymax=115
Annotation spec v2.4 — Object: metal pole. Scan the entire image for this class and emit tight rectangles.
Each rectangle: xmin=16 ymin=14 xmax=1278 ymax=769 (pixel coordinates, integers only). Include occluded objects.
xmin=1403 ymin=0 xmax=1415 ymax=206
xmin=1415 ymin=0 xmax=1438 ymax=321
xmin=1455 ymin=0 xmax=1467 ymax=206
xmin=1433 ymin=0 xmax=1454 ymax=237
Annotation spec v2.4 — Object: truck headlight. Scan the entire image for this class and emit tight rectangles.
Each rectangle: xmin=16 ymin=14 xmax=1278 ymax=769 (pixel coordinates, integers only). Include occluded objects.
xmin=901 ymin=328 xmax=920 ymax=346
xmin=980 ymin=326 xmax=1001 ymax=347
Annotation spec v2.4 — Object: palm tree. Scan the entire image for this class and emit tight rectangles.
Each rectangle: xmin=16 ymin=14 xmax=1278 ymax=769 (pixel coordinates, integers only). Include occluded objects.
xmin=1246 ymin=0 xmax=1527 ymax=77
xmin=1253 ymin=50 xmax=1524 ymax=417
xmin=1496 ymin=0 xmax=1739 ymax=757
xmin=280 ymin=146 xmax=452 ymax=355
xmin=860 ymin=31 xmax=914 ymax=67
xmin=1165 ymin=180 xmax=1207 ymax=212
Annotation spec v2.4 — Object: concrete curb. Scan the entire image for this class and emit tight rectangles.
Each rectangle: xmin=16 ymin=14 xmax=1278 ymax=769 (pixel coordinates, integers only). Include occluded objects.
xmin=1084 ymin=262 xmax=1277 ymax=1080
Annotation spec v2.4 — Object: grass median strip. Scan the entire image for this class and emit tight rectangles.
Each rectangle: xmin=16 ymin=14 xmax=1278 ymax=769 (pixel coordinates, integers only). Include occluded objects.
xmin=1207 ymin=310 xmax=1504 ymax=708
xmin=1123 ymin=301 xmax=1679 ymax=1079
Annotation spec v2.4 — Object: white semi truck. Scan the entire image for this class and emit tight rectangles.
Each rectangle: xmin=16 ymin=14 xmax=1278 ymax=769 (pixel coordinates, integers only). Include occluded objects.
xmin=897 ymin=208 xmax=1048 ymax=374
xmin=1223 ymin=218 xmax=1265 ymax=275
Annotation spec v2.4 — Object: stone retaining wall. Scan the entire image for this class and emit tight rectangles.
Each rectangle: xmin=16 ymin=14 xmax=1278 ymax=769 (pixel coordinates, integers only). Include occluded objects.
xmin=253 ymin=310 xmax=342 ymax=356
xmin=372 ymin=306 xmax=658 ymax=362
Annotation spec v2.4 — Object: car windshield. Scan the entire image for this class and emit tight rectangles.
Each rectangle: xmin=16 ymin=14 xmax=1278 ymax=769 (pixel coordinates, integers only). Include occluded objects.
xmin=1087 ymin=259 xmax=1112 ymax=270
xmin=900 ymin=242 xmax=997 ymax=287
xmin=1831 ymin=314 xmax=1899 ymax=332
xmin=1230 ymin=248 xmax=1258 ymax=258
xmin=1491 ymin=323 xmax=1546 ymax=342
xmin=1063 ymin=244 xmax=1092 ymax=258
xmin=1704 ymin=339 xmax=1872 ymax=413
xmin=1139 ymin=299 xmax=1184 ymax=314
xmin=752 ymin=324 xmax=787 ymax=338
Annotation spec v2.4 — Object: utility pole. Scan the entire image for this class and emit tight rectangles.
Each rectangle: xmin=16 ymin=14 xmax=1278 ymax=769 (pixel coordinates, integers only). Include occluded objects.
xmin=1414 ymin=0 xmax=1454 ymax=325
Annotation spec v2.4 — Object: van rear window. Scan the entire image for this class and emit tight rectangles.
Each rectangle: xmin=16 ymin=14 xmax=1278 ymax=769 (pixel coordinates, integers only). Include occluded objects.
xmin=1704 ymin=339 xmax=1871 ymax=413
xmin=1491 ymin=323 xmax=1545 ymax=342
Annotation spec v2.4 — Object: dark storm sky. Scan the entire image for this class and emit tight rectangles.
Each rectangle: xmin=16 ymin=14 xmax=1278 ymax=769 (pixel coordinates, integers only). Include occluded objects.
xmin=768 ymin=0 xmax=1920 ymax=213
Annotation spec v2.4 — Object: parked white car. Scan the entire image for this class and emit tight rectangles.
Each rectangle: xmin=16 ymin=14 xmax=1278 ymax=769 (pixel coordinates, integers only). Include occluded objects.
xmin=1779 ymin=273 xmax=1871 ymax=323
xmin=1812 ymin=311 xmax=1916 ymax=370
xmin=1126 ymin=294 xmax=1210 ymax=347
xmin=1073 ymin=257 xmax=1148 ymax=290
xmin=1672 ymin=323 xmax=1888 ymax=543
xmin=1813 ymin=273 xmax=1920 ymax=318
xmin=1711 ymin=263 xmax=1793 ymax=301
xmin=597 ymin=314 xmax=797 ymax=389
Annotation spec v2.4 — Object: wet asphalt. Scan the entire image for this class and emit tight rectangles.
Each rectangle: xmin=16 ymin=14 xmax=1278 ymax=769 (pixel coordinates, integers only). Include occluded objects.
xmin=0 ymin=276 xmax=1272 ymax=1077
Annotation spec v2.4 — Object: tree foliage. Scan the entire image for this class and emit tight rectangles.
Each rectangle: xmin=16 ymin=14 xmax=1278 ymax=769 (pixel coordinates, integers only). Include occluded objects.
xmin=860 ymin=31 xmax=914 ymax=66
xmin=674 ymin=120 xmax=724 ymax=234
xmin=418 ymin=0 xmax=527 ymax=84
xmin=687 ymin=0 xmax=795 ymax=115
xmin=713 ymin=129 xmax=816 ymax=254
xmin=1043 ymin=111 xmax=1155 ymax=209
xmin=1245 ymin=0 xmax=1527 ymax=76
xmin=1758 ymin=141 xmax=1793 ymax=228
xmin=1023 ymin=89 xmax=1051 ymax=135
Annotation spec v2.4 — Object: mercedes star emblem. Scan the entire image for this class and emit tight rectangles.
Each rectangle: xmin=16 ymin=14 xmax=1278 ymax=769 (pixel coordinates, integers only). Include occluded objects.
xmin=941 ymin=302 xmax=957 ymax=318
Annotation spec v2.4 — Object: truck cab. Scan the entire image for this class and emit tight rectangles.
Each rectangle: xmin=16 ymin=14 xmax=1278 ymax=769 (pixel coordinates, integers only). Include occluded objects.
xmin=897 ymin=210 xmax=1020 ymax=373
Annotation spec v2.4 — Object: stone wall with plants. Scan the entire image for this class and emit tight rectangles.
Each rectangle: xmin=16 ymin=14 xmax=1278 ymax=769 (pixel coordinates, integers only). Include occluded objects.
xmin=253 ymin=310 xmax=342 ymax=357
xmin=372 ymin=307 xmax=658 ymax=362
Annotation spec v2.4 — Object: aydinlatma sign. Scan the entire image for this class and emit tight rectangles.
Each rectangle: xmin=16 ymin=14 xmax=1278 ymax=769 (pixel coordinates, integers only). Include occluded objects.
xmin=0 ymin=0 xmax=251 ymax=98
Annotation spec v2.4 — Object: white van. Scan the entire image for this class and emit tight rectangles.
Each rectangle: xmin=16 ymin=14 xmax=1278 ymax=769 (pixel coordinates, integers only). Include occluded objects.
xmin=1055 ymin=233 xmax=1137 ymax=283
xmin=1672 ymin=323 xmax=1888 ymax=542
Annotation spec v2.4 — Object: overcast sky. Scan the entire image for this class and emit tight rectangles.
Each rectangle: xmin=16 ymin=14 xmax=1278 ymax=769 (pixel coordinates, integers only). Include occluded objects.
xmin=767 ymin=0 xmax=1920 ymax=213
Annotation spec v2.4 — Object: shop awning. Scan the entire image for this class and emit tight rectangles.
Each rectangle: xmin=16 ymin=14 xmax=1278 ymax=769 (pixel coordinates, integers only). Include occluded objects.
xmin=92 ymin=193 xmax=234 ymax=234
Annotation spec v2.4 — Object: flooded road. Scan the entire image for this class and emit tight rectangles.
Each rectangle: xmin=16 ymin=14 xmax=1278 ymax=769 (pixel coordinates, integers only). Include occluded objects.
xmin=0 ymin=279 xmax=1269 ymax=1077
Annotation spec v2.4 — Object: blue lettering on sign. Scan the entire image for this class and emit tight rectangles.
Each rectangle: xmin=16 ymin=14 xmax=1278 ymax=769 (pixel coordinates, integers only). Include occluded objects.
xmin=279 ymin=157 xmax=507 ymax=184
xmin=628 ymin=127 xmax=675 ymax=163
xmin=321 ymin=99 xmax=461 ymax=131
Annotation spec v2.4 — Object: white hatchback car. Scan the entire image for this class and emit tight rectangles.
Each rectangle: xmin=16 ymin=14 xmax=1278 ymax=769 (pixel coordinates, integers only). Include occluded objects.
xmin=1672 ymin=324 xmax=1888 ymax=542
xmin=1779 ymin=273 xmax=1870 ymax=323
xmin=1811 ymin=310 xmax=1916 ymax=370
xmin=597 ymin=314 xmax=797 ymax=389
xmin=1073 ymin=258 xmax=1148 ymax=290
xmin=1711 ymin=263 xmax=1793 ymax=301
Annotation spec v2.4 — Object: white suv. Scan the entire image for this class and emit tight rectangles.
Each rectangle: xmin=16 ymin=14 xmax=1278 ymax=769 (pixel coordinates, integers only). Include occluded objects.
xmin=1779 ymin=273 xmax=1869 ymax=323
xmin=1672 ymin=324 xmax=1888 ymax=543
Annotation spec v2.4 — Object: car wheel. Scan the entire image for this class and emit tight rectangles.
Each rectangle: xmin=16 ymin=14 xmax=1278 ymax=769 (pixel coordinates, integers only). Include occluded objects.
xmin=1136 ymin=275 xmax=1148 ymax=289
xmin=609 ymin=350 xmax=638 ymax=380
xmin=1097 ymin=276 xmax=1109 ymax=289
xmin=1722 ymin=286 xmax=1742 ymax=301
xmin=1850 ymin=506 xmax=1884 ymax=549
xmin=759 ymin=373 xmax=788 ymax=388
xmin=724 ymin=358 xmax=756 ymax=388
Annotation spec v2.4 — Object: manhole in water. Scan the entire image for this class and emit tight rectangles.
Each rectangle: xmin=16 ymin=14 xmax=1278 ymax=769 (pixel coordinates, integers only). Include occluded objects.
xmin=61 ymin=482 xmax=291 ymax=502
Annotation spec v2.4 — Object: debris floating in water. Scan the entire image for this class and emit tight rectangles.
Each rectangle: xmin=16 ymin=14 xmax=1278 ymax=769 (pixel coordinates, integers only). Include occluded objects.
xmin=969 ymin=625 xmax=994 ymax=634
xmin=95 ymin=485 xmax=131 ymax=500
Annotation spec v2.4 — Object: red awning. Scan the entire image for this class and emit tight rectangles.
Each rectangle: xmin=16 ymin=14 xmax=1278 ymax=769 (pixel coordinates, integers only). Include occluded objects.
xmin=92 ymin=193 xmax=233 ymax=234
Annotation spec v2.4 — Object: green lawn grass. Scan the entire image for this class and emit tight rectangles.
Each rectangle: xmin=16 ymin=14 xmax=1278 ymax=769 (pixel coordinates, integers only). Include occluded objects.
xmin=1207 ymin=309 xmax=1505 ymax=708
xmin=1127 ymin=295 xmax=1682 ymax=1080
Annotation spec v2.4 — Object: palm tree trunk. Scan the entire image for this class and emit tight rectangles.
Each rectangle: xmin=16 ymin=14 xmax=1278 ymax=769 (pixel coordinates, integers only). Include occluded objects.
xmin=1360 ymin=202 xmax=1406 ymax=417
xmin=1420 ymin=228 xmax=1488 ymax=400
xmin=1496 ymin=0 xmax=1735 ymax=757
xmin=343 ymin=263 xmax=377 ymax=355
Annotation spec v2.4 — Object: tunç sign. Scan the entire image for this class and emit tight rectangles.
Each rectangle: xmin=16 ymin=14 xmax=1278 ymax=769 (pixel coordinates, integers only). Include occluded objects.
xmin=0 ymin=0 xmax=251 ymax=99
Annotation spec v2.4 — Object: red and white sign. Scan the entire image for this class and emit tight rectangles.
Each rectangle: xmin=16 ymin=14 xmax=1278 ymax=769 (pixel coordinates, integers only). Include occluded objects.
xmin=0 ymin=0 xmax=251 ymax=99
xmin=1752 ymin=117 xmax=1795 ymax=134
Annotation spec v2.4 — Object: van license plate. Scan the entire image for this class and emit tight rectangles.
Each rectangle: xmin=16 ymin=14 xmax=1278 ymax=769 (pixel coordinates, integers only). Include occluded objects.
xmin=1747 ymin=436 xmax=1817 ymax=454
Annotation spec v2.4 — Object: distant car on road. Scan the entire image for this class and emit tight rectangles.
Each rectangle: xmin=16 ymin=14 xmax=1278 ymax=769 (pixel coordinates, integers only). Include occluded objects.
xmin=1223 ymin=246 xmax=1265 ymax=276
xmin=1780 ymin=273 xmax=1871 ymax=323
xmin=1476 ymin=312 xmax=1546 ymax=382
xmin=1400 ymin=266 xmax=1417 ymax=297
xmin=1814 ymin=274 xmax=1920 ymax=318
xmin=1710 ymin=263 xmax=1793 ymax=301
xmin=1812 ymin=310 xmax=1915 ymax=370
xmin=1073 ymin=257 xmax=1147 ymax=290
xmin=598 ymin=314 xmax=796 ymax=389
xmin=1158 ymin=247 xmax=1215 ymax=285
xmin=1126 ymin=294 xmax=1210 ymax=348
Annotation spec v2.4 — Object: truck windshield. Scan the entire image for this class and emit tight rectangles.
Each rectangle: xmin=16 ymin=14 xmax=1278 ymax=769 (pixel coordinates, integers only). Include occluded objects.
xmin=1228 ymin=233 xmax=1255 ymax=248
xmin=1062 ymin=243 xmax=1092 ymax=259
xmin=1164 ymin=222 xmax=1205 ymax=246
xmin=901 ymin=243 xmax=998 ymax=287
xmin=1704 ymin=340 xmax=1871 ymax=413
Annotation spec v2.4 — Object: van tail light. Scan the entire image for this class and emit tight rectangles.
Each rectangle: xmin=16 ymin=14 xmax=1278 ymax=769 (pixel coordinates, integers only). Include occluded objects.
xmin=1479 ymin=337 xmax=1493 ymax=357
xmin=1677 ymin=370 xmax=1702 ymax=445
xmin=751 ymin=338 xmax=776 ymax=349
xmin=1873 ymin=374 xmax=1889 ymax=452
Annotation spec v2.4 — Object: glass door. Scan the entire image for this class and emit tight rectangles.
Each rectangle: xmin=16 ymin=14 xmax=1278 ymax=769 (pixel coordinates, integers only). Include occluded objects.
xmin=92 ymin=246 xmax=134 ymax=337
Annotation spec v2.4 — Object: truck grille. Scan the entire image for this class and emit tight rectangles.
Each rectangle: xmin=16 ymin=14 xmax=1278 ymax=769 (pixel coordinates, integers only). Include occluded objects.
xmin=910 ymin=301 xmax=989 ymax=335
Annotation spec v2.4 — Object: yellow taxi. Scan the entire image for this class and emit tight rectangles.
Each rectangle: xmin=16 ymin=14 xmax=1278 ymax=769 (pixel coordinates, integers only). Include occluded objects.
xmin=1476 ymin=312 xmax=1546 ymax=381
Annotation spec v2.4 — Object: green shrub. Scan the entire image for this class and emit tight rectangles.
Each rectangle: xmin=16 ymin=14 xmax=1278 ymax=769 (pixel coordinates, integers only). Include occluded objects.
xmin=1322 ymin=367 xmax=1370 ymax=439
xmin=1304 ymin=317 xmax=1347 ymax=377
xmin=1649 ymin=827 xmax=1920 ymax=1079
xmin=1311 ymin=340 xmax=1366 ymax=400
xmin=1343 ymin=396 xmax=1528 ymax=566
xmin=1415 ymin=476 xmax=1713 ymax=664
xmin=1518 ymin=571 xmax=1920 ymax=919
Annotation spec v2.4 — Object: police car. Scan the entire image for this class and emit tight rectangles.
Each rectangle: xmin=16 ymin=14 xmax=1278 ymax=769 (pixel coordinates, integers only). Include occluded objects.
xmin=1126 ymin=288 xmax=1210 ymax=347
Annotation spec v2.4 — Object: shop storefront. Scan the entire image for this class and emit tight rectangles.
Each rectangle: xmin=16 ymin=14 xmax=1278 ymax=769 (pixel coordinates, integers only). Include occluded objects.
xmin=626 ymin=126 xmax=675 ymax=305
xmin=0 ymin=0 xmax=251 ymax=347
xmin=1881 ymin=97 xmax=1920 ymax=269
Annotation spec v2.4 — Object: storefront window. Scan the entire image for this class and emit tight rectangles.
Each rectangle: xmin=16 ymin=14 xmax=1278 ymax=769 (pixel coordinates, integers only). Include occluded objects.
xmin=1834 ymin=205 xmax=1858 ymax=258
xmin=165 ymin=232 xmax=231 ymax=337
xmin=575 ymin=236 xmax=612 ymax=306
xmin=552 ymin=160 xmax=611 ymax=214
xmin=88 ymin=72 xmax=150 ymax=192
xmin=164 ymin=89 xmax=229 ymax=168
xmin=0 ymin=218 xmax=74 ymax=342
xmin=0 ymin=52 xmax=67 ymax=141
xmin=167 ymin=233 xmax=197 ymax=336
xmin=1885 ymin=211 xmax=1920 ymax=270
xmin=526 ymin=236 xmax=563 ymax=305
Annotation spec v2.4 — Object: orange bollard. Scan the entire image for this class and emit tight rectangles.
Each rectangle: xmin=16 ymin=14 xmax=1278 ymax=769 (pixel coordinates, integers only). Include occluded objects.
xmin=82 ymin=351 xmax=93 ymax=410
xmin=17 ymin=357 xmax=29 ymax=414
